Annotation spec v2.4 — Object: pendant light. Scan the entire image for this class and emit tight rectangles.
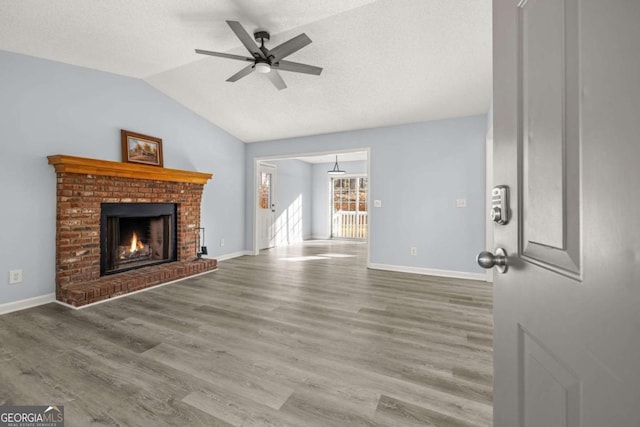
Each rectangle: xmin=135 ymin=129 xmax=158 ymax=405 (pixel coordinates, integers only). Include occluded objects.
xmin=327 ymin=155 xmax=346 ymax=175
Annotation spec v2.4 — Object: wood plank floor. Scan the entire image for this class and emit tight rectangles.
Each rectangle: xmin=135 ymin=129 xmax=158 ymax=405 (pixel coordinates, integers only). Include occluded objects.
xmin=0 ymin=241 xmax=493 ymax=426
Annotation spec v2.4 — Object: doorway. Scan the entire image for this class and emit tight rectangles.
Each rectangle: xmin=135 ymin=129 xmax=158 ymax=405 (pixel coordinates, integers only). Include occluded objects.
xmin=331 ymin=176 xmax=368 ymax=239
xmin=252 ymin=149 xmax=371 ymax=265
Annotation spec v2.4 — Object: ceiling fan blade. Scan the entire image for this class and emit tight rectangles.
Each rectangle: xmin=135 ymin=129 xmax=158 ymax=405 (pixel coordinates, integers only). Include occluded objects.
xmin=226 ymin=64 xmax=255 ymax=82
xmin=195 ymin=49 xmax=253 ymax=62
xmin=274 ymin=60 xmax=322 ymax=76
xmin=268 ymin=33 xmax=312 ymax=62
xmin=266 ymin=70 xmax=287 ymax=90
xmin=226 ymin=20 xmax=266 ymax=60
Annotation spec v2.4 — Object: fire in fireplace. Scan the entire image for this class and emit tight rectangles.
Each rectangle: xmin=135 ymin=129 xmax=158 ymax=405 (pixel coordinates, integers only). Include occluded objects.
xmin=117 ymin=219 xmax=154 ymax=264
xmin=100 ymin=203 xmax=177 ymax=275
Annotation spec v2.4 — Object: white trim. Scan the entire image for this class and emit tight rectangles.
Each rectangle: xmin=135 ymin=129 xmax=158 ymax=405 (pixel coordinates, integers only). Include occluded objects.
xmin=0 ymin=293 xmax=56 ymax=315
xmin=252 ymin=158 xmax=259 ymax=255
xmin=325 ymin=172 xmax=332 ymax=240
xmin=258 ymin=161 xmax=278 ymax=168
xmin=252 ymin=148 xmax=367 ymax=161
xmin=367 ymin=263 xmax=486 ymax=281
xmin=213 ymin=251 xmax=253 ymax=261
xmin=365 ymin=147 xmax=372 ymax=267
xmin=485 ymin=119 xmax=495 ymax=283
xmin=54 ymin=268 xmax=219 ymax=310
xmin=310 ymin=235 xmax=331 ymax=240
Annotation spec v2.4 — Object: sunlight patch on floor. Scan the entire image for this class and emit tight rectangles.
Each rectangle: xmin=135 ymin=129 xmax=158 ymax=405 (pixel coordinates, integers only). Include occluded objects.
xmin=278 ymin=253 xmax=355 ymax=262
xmin=278 ymin=256 xmax=326 ymax=262
xmin=315 ymin=253 xmax=356 ymax=258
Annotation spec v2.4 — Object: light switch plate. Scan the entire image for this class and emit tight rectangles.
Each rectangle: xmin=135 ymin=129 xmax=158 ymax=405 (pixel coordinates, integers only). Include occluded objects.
xmin=456 ymin=198 xmax=467 ymax=208
xmin=374 ymin=200 xmax=382 ymax=208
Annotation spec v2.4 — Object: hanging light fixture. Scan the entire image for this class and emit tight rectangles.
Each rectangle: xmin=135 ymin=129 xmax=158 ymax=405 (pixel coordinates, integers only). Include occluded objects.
xmin=327 ymin=155 xmax=346 ymax=175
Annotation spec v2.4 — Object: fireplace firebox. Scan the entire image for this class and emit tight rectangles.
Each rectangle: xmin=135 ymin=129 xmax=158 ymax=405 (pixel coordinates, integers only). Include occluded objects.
xmin=100 ymin=203 xmax=177 ymax=275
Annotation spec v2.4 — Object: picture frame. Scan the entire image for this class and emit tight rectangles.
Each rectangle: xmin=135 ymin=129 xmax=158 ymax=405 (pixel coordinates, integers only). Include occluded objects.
xmin=121 ymin=129 xmax=163 ymax=167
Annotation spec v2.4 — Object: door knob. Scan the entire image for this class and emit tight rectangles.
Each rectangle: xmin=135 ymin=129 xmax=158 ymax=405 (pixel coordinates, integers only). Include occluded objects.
xmin=476 ymin=248 xmax=508 ymax=273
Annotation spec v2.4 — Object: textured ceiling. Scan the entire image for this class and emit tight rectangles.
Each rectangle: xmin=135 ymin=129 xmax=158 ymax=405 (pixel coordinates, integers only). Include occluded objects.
xmin=0 ymin=0 xmax=492 ymax=143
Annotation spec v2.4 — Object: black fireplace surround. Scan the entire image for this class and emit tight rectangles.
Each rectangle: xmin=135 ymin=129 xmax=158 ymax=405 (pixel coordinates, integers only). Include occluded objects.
xmin=100 ymin=203 xmax=177 ymax=276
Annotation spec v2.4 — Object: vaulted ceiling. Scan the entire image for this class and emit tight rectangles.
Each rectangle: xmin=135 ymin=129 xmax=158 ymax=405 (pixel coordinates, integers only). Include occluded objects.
xmin=0 ymin=0 xmax=492 ymax=142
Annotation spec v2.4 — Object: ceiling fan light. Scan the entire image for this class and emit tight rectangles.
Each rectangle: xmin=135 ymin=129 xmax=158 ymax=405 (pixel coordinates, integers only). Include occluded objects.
xmin=255 ymin=62 xmax=271 ymax=74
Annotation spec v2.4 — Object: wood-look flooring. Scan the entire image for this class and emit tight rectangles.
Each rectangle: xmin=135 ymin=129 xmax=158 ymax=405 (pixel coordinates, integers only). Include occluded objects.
xmin=0 ymin=241 xmax=493 ymax=426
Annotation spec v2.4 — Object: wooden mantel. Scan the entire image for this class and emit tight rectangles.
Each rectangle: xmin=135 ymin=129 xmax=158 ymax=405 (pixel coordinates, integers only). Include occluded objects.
xmin=47 ymin=154 xmax=212 ymax=184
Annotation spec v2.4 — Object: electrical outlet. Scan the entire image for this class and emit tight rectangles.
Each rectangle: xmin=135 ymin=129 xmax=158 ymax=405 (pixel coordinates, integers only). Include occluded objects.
xmin=9 ymin=269 xmax=23 ymax=284
xmin=410 ymin=247 xmax=417 ymax=256
xmin=220 ymin=238 xmax=225 ymax=247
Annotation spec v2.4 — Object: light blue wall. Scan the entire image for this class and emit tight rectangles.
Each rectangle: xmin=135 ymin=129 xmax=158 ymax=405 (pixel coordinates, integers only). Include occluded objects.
xmin=0 ymin=50 xmax=245 ymax=305
xmin=311 ymin=160 xmax=368 ymax=238
xmin=246 ymin=116 xmax=487 ymax=274
xmin=270 ymin=159 xmax=312 ymax=244
xmin=0 ymin=49 xmax=487 ymax=306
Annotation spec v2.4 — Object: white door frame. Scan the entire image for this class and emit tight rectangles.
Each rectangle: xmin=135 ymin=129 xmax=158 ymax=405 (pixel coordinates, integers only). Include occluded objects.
xmin=330 ymin=173 xmax=368 ymax=240
xmin=252 ymin=148 xmax=372 ymax=266
xmin=485 ymin=118 xmax=494 ymax=283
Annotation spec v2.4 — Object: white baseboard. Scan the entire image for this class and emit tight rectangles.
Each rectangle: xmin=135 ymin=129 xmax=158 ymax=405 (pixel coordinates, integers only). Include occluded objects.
xmin=214 ymin=251 xmax=253 ymax=261
xmin=309 ymin=235 xmax=331 ymax=240
xmin=367 ymin=263 xmax=486 ymax=281
xmin=0 ymin=293 xmax=56 ymax=315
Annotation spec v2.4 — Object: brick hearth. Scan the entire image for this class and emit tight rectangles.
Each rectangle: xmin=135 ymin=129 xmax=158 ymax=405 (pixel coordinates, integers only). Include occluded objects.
xmin=48 ymin=155 xmax=217 ymax=307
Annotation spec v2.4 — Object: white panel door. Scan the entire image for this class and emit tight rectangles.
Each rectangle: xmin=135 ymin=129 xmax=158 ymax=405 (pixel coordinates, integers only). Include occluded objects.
xmin=492 ymin=0 xmax=640 ymax=425
xmin=257 ymin=163 xmax=276 ymax=250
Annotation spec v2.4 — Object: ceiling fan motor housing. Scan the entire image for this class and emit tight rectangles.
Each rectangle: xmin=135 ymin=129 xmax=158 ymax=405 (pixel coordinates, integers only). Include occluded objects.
xmin=253 ymin=30 xmax=270 ymax=43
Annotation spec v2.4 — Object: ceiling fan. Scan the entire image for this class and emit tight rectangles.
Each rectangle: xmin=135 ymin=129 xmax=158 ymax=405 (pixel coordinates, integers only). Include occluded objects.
xmin=195 ymin=21 xmax=323 ymax=90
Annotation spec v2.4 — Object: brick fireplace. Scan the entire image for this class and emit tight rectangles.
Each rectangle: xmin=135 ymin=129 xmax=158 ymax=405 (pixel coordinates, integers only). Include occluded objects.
xmin=48 ymin=155 xmax=217 ymax=307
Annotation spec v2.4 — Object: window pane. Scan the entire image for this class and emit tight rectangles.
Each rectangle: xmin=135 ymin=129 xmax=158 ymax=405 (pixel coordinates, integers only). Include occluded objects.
xmin=259 ymin=172 xmax=271 ymax=209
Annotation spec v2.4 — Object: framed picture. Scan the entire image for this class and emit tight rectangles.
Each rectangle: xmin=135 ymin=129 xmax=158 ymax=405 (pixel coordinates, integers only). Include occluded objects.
xmin=121 ymin=129 xmax=163 ymax=167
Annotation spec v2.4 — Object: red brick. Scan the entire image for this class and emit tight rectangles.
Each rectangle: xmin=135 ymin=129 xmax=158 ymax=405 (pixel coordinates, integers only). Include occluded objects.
xmin=52 ymin=169 xmax=213 ymax=307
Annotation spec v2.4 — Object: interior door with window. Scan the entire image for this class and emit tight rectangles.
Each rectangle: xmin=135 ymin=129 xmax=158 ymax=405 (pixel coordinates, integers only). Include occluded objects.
xmin=490 ymin=0 xmax=640 ymax=425
xmin=257 ymin=163 xmax=276 ymax=250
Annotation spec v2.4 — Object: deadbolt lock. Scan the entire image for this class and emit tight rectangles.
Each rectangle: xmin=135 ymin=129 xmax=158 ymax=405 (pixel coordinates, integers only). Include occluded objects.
xmin=491 ymin=186 xmax=509 ymax=225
